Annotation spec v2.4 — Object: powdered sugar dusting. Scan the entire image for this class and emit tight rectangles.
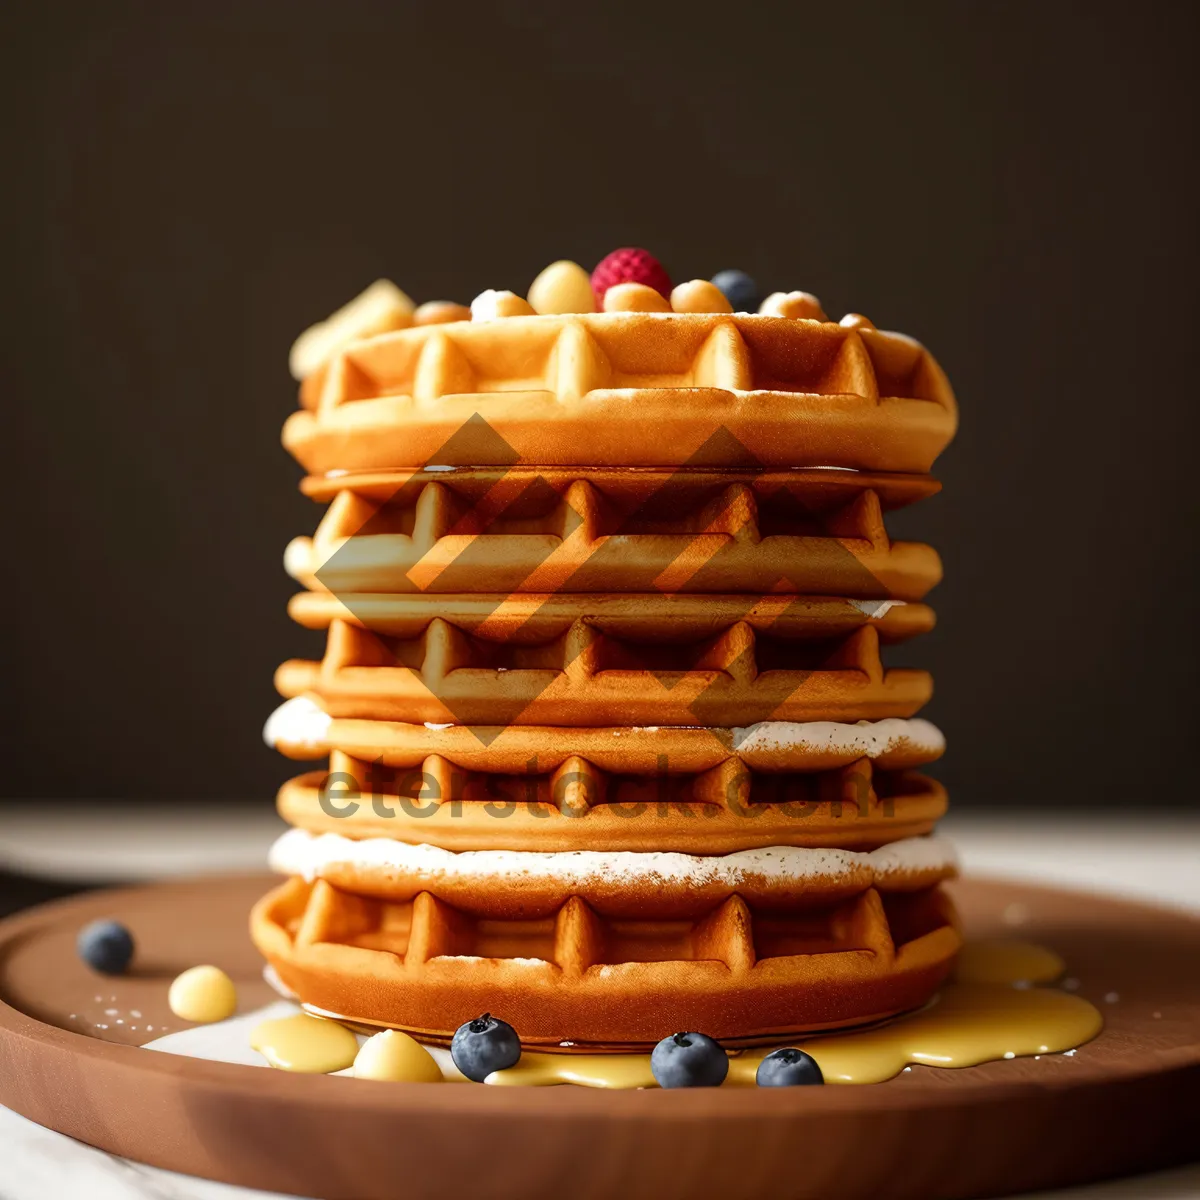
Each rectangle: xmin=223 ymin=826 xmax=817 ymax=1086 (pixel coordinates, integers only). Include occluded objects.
xmin=869 ymin=835 xmax=959 ymax=881
xmin=270 ymin=829 xmax=957 ymax=890
xmin=732 ymin=718 xmax=944 ymax=758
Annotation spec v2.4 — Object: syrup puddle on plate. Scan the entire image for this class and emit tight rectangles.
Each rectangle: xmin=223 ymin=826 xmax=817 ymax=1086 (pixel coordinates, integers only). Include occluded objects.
xmin=248 ymin=1013 xmax=360 ymax=1074
xmin=145 ymin=939 xmax=1103 ymax=1088
xmin=489 ymin=939 xmax=1100 ymax=1087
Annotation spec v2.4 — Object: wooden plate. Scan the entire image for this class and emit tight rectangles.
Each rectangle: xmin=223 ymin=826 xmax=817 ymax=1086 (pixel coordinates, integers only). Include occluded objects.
xmin=0 ymin=874 xmax=1197 ymax=1200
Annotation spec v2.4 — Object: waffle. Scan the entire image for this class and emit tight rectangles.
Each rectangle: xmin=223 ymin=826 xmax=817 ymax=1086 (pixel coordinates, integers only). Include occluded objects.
xmin=276 ymin=611 xmax=930 ymax=726
xmin=250 ymin=875 xmax=961 ymax=1045
xmin=281 ymin=313 xmax=957 ymax=476
xmin=274 ymin=744 xmax=947 ymax=854
xmin=260 ymin=270 xmax=961 ymax=1050
xmin=297 ymin=464 xmax=939 ymax=505
xmin=266 ymin=702 xmax=944 ymax=771
xmin=284 ymin=468 xmax=941 ymax=600
xmin=267 ymin=824 xmax=957 ymax=915
xmin=286 ymin=590 xmax=934 ymax=642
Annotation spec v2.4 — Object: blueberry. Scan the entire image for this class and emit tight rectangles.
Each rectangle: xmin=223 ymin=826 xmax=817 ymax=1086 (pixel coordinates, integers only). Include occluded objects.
xmin=450 ymin=1013 xmax=521 ymax=1081
xmin=650 ymin=1031 xmax=728 ymax=1088
xmin=755 ymin=1047 xmax=824 ymax=1087
xmin=77 ymin=920 xmax=135 ymax=975
xmin=711 ymin=269 xmax=759 ymax=313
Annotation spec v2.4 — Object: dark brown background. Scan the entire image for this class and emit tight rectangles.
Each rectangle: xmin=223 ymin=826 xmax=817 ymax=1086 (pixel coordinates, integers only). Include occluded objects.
xmin=2 ymin=1 xmax=1196 ymax=808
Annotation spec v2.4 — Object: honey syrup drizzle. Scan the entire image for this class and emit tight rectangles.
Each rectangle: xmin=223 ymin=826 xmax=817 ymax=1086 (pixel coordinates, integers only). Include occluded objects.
xmin=249 ymin=1013 xmax=359 ymax=1073
xmin=488 ymin=939 xmax=1100 ymax=1087
xmin=255 ymin=940 xmax=1103 ymax=1087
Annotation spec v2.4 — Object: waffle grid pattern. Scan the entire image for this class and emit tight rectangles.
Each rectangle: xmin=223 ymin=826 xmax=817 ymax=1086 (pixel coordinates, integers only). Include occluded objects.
xmin=313 ymin=316 xmax=953 ymax=411
xmin=277 ymin=613 xmax=930 ymax=726
xmin=253 ymin=877 xmax=961 ymax=1044
xmin=276 ymin=752 xmax=946 ymax=854
xmin=288 ymin=476 xmax=941 ymax=600
xmin=283 ymin=314 xmax=957 ymax=474
xmin=294 ymin=879 xmax=923 ymax=966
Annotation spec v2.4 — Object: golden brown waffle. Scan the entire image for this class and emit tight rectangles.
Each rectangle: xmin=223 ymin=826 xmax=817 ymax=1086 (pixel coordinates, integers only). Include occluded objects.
xmin=251 ymin=876 xmax=961 ymax=1045
xmin=276 ymin=612 xmax=930 ymax=726
xmin=267 ymin=827 xmax=957 ymax=915
xmin=282 ymin=313 xmax=957 ymax=475
xmin=263 ymin=286 xmax=961 ymax=1047
xmin=268 ymin=707 xmax=944 ymax=772
xmin=285 ymin=468 xmax=941 ymax=600
xmin=297 ymin=464 xmax=939 ymax=504
xmin=286 ymin=590 xmax=934 ymax=641
xmin=275 ymin=748 xmax=947 ymax=853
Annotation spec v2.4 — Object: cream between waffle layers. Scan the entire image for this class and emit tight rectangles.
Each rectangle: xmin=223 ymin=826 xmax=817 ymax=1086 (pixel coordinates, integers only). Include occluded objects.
xmin=253 ymin=252 xmax=961 ymax=1051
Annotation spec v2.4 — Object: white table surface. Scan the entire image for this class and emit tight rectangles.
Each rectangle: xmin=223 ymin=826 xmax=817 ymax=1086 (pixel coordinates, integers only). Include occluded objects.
xmin=1 ymin=806 xmax=1197 ymax=1200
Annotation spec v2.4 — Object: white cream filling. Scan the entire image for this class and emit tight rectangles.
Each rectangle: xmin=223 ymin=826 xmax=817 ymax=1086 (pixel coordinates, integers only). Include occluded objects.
xmin=270 ymin=828 xmax=957 ymax=889
xmin=731 ymin=717 xmax=943 ymax=757
xmin=283 ymin=536 xmax=313 ymax=581
xmin=847 ymin=598 xmax=904 ymax=619
xmin=263 ymin=697 xmax=333 ymax=750
xmin=261 ymin=699 xmax=942 ymax=761
xmin=868 ymin=835 xmax=960 ymax=881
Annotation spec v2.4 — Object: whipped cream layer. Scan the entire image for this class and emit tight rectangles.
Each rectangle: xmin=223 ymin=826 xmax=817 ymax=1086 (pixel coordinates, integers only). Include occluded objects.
xmin=263 ymin=696 xmax=332 ymax=751
xmin=730 ymin=717 xmax=943 ymax=757
xmin=270 ymin=828 xmax=958 ymax=889
xmin=262 ymin=697 xmax=943 ymax=761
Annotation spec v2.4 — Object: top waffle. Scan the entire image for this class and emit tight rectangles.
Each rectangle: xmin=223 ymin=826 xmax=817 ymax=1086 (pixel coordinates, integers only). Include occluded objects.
xmin=283 ymin=312 xmax=957 ymax=476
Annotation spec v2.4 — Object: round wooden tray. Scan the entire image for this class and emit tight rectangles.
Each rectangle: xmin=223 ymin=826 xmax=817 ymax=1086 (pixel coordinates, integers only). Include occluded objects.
xmin=0 ymin=874 xmax=1197 ymax=1200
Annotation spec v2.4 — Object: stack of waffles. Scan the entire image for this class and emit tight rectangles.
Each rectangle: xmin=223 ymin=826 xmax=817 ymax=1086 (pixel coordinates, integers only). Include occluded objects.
xmin=252 ymin=276 xmax=961 ymax=1049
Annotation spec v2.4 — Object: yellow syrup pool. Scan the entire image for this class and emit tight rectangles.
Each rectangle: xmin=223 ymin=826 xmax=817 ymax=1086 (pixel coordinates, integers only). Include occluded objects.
xmin=485 ymin=939 xmax=1102 ymax=1088
xmin=249 ymin=1012 xmax=360 ymax=1073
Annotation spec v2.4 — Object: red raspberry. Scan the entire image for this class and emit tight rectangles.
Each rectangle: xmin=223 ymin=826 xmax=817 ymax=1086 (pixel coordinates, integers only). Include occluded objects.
xmin=590 ymin=248 xmax=672 ymax=306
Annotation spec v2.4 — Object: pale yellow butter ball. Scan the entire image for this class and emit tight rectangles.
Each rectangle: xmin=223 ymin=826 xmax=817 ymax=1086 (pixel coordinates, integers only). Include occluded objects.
xmin=354 ymin=1029 xmax=444 ymax=1083
xmin=840 ymin=312 xmax=877 ymax=331
xmin=470 ymin=289 xmax=536 ymax=321
xmin=168 ymin=965 xmax=237 ymax=1023
xmin=603 ymin=282 xmax=672 ymax=313
xmin=758 ymin=291 xmax=828 ymax=320
xmin=670 ymin=280 xmax=734 ymax=314
xmin=413 ymin=300 xmax=472 ymax=326
xmin=527 ymin=260 xmax=596 ymax=315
